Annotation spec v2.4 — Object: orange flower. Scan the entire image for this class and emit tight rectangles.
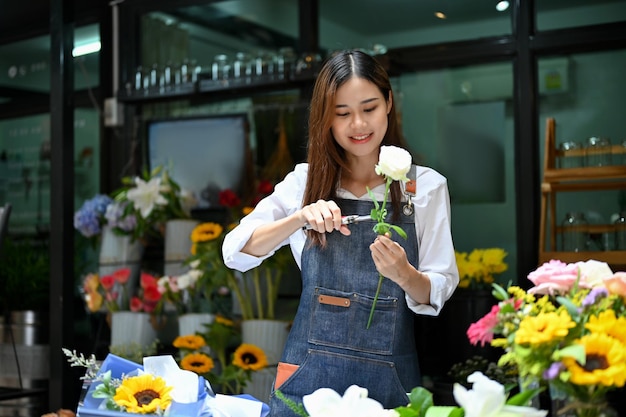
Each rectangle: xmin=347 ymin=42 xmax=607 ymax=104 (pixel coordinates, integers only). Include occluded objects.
xmin=604 ymin=272 xmax=626 ymax=299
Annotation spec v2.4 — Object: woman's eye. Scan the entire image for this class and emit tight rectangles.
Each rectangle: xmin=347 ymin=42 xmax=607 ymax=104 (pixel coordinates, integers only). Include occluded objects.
xmin=336 ymin=112 xmax=349 ymax=117
xmin=364 ymin=107 xmax=376 ymax=113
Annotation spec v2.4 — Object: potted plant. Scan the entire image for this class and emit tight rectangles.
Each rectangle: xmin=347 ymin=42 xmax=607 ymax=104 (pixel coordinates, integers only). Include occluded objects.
xmin=0 ymin=237 xmax=51 ymax=345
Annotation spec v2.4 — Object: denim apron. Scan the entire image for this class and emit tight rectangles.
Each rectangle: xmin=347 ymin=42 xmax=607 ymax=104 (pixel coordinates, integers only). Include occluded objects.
xmin=269 ymin=198 xmax=421 ymax=416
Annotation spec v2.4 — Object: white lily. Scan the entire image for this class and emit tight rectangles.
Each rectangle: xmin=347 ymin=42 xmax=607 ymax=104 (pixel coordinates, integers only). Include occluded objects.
xmin=453 ymin=372 xmax=547 ymax=417
xmin=126 ymin=176 xmax=168 ymax=218
xmin=303 ymin=385 xmax=386 ymax=417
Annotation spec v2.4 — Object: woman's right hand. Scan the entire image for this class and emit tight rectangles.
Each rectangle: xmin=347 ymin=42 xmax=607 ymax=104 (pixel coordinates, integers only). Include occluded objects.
xmin=300 ymin=199 xmax=351 ymax=235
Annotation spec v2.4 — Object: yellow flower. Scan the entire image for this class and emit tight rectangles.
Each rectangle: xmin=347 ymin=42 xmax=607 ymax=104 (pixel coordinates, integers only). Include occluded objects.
xmin=85 ymin=289 xmax=103 ymax=312
xmin=515 ymin=311 xmax=575 ymax=345
xmin=191 ymin=222 xmax=223 ymax=243
xmin=242 ymin=206 xmax=254 ymax=216
xmin=563 ymin=332 xmax=626 ymax=387
xmin=215 ymin=315 xmax=234 ymax=327
xmin=232 ymin=343 xmax=268 ymax=371
xmin=180 ymin=352 xmax=215 ymax=374
xmin=173 ymin=334 xmax=206 ymax=350
xmin=113 ymin=374 xmax=173 ymax=414
xmin=586 ymin=310 xmax=626 ymax=344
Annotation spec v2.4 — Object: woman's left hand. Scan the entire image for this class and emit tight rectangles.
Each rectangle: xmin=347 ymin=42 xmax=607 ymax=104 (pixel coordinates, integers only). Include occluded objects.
xmin=369 ymin=234 xmax=411 ymax=285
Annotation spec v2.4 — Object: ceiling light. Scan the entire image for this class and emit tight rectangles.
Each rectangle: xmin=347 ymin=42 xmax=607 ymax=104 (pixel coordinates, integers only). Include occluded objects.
xmin=72 ymin=41 xmax=101 ymax=57
xmin=434 ymin=11 xmax=447 ymax=19
xmin=496 ymin=1 xmax=510 ymax=12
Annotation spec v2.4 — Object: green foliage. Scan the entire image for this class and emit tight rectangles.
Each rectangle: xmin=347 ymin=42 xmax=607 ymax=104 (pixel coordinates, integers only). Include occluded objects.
xmin=0 ymin=238 xmax=50 ymax=311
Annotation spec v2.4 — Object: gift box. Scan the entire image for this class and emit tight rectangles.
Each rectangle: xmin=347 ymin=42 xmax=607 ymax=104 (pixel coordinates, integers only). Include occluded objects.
xmin=76 ymin=354 xmax=269 ymax=417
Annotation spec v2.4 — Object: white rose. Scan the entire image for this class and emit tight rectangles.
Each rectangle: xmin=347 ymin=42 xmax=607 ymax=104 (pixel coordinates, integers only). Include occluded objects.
xmin=374 ymin=145 xmax=412 ymax=182
xmin=576 ymin=260 xmax=613 ymax=288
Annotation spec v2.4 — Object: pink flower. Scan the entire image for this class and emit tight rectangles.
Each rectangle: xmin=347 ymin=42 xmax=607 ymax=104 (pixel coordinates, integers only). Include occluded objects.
xmin=467 ymin=304 xmax=501 ymax=346
xmin=527 ymin=260 xmax=580 ymax=295
xmin=604 ymin=271 xmax=626 ymax=298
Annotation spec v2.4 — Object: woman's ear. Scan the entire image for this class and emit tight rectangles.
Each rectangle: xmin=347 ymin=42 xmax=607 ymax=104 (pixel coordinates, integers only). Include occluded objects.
xmin=387 ymin=91 xmax=393 ymax=114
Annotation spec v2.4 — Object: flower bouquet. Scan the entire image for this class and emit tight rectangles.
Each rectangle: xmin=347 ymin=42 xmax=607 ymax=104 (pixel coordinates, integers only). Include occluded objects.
xmin=276 ymin=371 xmax=546 ymax=417
xmin=74 ymin=194 xmax=137 ymax=245
xmin=467 ymin=259 xmax=626 ymax=417
xmin=81 ymin=268 xmax=162 ymax=314
xmin=65 ymin=350 xmax=269 ymax=417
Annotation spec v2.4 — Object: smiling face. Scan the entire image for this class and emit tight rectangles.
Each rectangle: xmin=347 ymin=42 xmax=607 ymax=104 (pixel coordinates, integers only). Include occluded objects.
xmin=330 ymin=76 xmax=392 ymax=162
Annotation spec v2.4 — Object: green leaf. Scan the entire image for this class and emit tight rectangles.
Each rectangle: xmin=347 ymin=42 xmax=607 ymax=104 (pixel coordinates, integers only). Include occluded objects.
xmin=425 ymin=406 xmax=464 ymax=417
xmin=554 ymin=344 xmax=585 ymax=364
xmin=507 ymin=387 xmax=544 ymax=406
xmin=492 ymin=283 xmax=509 ymax=300
xmin=390 ymin=224 xmax=408 ymax=239
xmin=555 ymin=296 xmax=580 ymax=318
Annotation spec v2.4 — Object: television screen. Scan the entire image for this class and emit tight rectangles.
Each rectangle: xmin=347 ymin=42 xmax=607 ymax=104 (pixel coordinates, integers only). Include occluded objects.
xmin=147 ymin=114 xmax=250 ymax=208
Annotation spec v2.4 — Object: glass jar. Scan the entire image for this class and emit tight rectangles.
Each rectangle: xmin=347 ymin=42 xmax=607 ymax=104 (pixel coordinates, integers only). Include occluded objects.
xmin=558 ymin=141 xmax=583 ymax=169
xmin=585 ymin=136 xmax=612 ymax=167
xmin=561 ymin=212 xmax=588 ymax=252
xmin=211 ymin=54 xmax=230 ymax=80
xmin=615 ymin=212 xmax=626 ymax=250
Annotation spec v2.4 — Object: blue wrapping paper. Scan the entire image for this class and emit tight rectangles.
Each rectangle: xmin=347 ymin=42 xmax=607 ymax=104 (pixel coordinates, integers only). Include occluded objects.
xmin=76 ymin=354 xmax=269 ymax=417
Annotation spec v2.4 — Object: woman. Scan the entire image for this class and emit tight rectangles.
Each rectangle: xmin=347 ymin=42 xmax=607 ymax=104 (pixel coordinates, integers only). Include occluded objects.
xmin=222 ymin=49 xmax=458 ymax=415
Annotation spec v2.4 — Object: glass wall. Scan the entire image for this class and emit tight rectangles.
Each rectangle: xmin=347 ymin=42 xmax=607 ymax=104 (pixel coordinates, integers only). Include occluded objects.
xmin=537 ymin=0 xmax=626 ymax=31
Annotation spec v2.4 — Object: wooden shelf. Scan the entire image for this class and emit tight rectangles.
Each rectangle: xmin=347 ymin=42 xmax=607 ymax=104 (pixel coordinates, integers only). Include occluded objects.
xmin=539 ymin=117 xmax=626 ymax=268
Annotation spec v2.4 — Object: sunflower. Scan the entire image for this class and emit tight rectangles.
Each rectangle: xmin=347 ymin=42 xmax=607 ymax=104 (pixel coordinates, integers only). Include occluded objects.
xmin=563 ymin=332 xmax=626 ymax=387
xmin=173 ymin=334 xmax=206 ymax=350
xmin=232 ymin=343 xmax=268 ymax=371
xmin=113 ymin=374 xmax=173 ymax=414
xmin=191 ymin=222 xmax=223 ymax=243
xmin=585 ymin=310 xmax=626 ymax=344
xmin=515 ymin=310 xmax=575 ymax=346
xmin=180 ymin=352 xmax=215 ymax=374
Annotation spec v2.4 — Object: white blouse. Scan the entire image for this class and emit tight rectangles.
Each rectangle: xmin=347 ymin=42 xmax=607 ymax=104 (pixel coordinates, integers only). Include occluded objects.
xmin=222 ymin=163 xmax=459 ymax=316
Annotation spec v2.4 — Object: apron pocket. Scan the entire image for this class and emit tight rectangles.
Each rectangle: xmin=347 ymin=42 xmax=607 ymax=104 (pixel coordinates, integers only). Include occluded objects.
xmin=276 ymin=349 xmax=409 ymax=409
xmin=308 ymin=287 xmax=397 ymax=355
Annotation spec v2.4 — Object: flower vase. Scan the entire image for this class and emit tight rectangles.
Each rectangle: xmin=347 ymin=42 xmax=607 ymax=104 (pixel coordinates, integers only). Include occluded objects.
xmin=99 ymin=225 xmax=144 ymax=292
xmin=164 ymin=219 xmax=199 ymax=276
xmin=241 ymin=319 xmax=290 ymax=402
xmin=178 ymin=313 xmax=215 ymax=336
xmin=110 ymin=311 xmax=157 ymax=348
xmin=550 ymin=385 xmax=617 ymax=417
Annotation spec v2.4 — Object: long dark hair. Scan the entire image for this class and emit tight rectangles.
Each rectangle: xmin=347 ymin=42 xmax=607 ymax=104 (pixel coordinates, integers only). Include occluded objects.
xmin=304 ymin=50 xmax=410 ymax=246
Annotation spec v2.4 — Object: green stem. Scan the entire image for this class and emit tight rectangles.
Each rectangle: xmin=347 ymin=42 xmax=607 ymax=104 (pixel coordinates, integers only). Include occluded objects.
xmin=252 ymin=268 xmax=263 ymax=319
xmin=367 ymin=273 xmax=384 ymax=329
xmin=226 ymin=271 xmax=253 ymax=320
xmin=367 ymin=176 xmax=393 ymax=329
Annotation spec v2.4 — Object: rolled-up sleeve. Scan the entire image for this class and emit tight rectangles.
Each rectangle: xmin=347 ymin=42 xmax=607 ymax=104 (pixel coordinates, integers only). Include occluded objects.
xmin=222 ymin=164 xmax=308 ymax=272
xmin=406 ymin=168 xmax=459 ymax=316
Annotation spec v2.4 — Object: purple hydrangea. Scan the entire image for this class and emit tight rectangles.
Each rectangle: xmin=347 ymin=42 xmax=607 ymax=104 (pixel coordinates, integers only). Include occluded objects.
xmin=74 ymin=194 xmax=113 ymax=238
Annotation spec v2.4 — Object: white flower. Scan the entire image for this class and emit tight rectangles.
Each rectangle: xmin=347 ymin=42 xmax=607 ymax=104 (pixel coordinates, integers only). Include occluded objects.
xmin=374 ymin=145 xmax=412 ymax=182
xmin=176 ymin=272 xmax=196 ymax=290
xmin=303 ymin=385 xmax=385 ymax=417
xmin=126 ymin=177 xmax=168 ymax=219
xmin=453 ymin=372 xmax=547 ymax=417
xmin=575 ymin=259 xmax=613 ymax=288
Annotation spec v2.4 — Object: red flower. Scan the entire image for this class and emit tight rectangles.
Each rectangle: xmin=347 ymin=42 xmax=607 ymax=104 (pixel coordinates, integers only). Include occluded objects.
xmin=218 ymin=189 xmax=241 ymax=208
xmin=112 ymin=268 xmax=131 ymax=284
xmin=100 ymin=275 xmax=116 ymax=291
xmin=140 ymin=272 xmax=158 ymax=288
xmin=257 ymin=180 xmax=274 ymax=195
xmin=130 ymin=296 xmax=143 ymax=312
